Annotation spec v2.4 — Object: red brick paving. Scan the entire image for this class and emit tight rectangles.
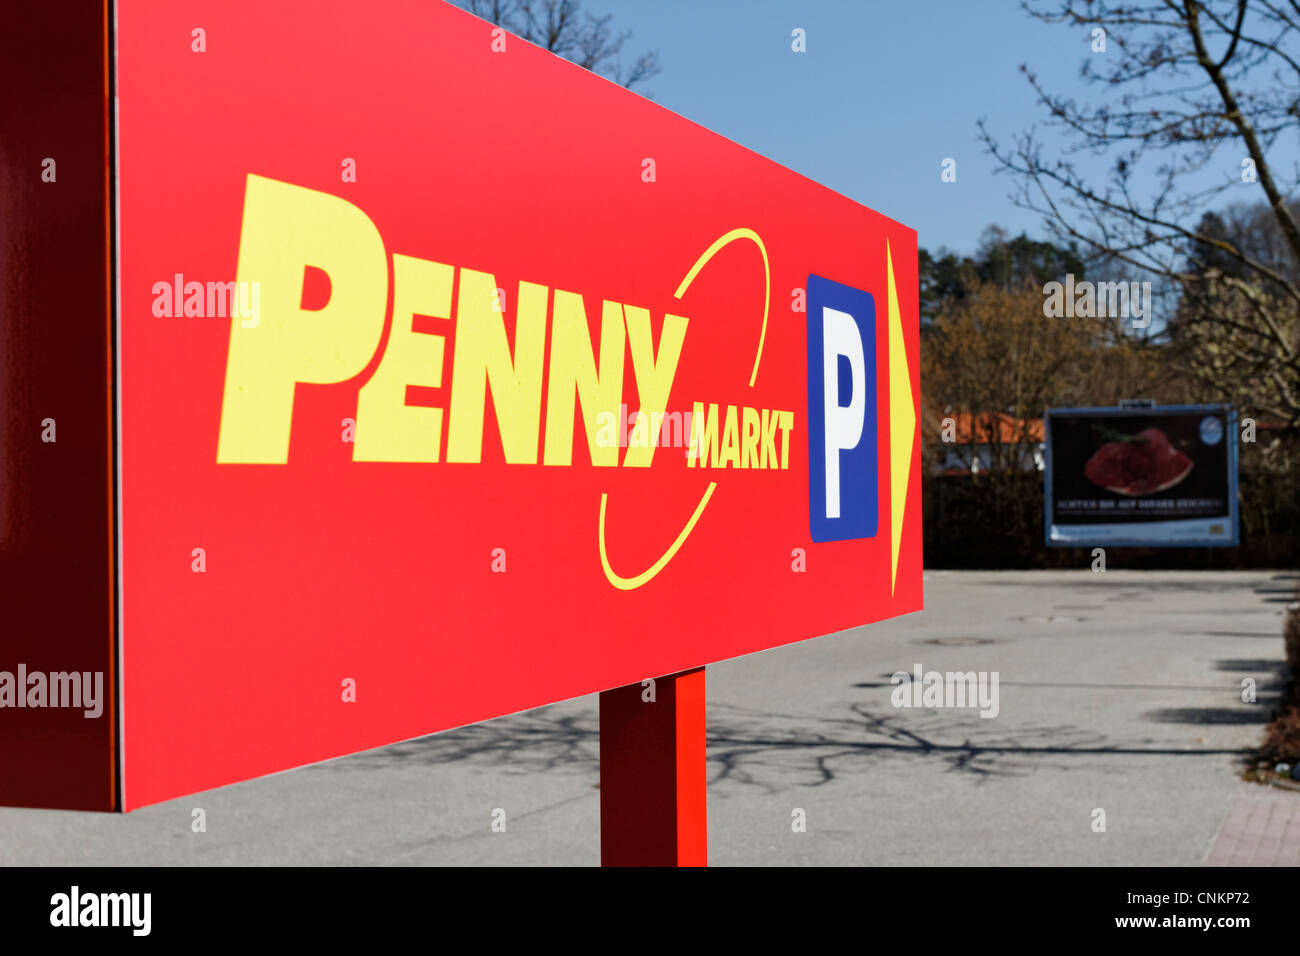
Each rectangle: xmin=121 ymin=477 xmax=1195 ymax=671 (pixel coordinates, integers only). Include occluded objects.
xmin=1205 ymin=782 xmax=1300 ymax=866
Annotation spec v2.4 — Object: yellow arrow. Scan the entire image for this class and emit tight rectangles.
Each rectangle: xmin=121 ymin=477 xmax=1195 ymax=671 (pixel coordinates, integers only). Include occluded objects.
xmin=886 ymin=240 xmax=916 ymax=594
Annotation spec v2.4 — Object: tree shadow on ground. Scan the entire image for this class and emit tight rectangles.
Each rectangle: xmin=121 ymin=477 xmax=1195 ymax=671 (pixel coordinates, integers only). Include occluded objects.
xmin=1138 ymin=657 xmax=1284 ymax=726
xmin=1141 ymin=707 xmax=1272 ymax=725
xmin=983 ymin=576 xmax=1269 ymax=595
xmin=326 ymin=691 xmax=1252 ymax=793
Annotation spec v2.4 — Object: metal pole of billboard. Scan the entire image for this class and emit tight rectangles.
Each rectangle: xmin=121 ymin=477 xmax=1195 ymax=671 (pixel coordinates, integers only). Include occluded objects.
xmin=598 ymin=667 xmax=707 ymax=866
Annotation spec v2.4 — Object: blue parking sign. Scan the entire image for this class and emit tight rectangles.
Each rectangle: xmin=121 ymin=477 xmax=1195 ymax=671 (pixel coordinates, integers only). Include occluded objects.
xmin=806 ymin=274 xmax=878 ymax=542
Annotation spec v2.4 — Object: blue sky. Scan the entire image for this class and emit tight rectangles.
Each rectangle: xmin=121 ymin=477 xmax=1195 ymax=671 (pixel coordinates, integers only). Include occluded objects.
xmin=597 ymin=0 xmax=1188 ymax=257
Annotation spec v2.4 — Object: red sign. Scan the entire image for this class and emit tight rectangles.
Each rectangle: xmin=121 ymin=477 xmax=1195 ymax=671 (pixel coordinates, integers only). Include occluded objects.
xmin=7 ymin=0 xmax=922 ymax=811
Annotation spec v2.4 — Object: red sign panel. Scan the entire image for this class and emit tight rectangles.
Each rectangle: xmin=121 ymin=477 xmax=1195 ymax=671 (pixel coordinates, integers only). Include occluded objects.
xmin=108 ymin=0 xmax=922 ymax=809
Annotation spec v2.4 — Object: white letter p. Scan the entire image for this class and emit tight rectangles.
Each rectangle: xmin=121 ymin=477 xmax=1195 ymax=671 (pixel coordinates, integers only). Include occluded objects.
xmin=822 ymin=306 xmax=865 ymax=518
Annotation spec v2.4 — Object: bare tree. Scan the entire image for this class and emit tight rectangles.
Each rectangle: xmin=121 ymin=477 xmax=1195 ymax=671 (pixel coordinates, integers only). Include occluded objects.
xmin=456 ymin=0 xmax=661 ymax=91
xmin=980 ymin=1 xmax=1300 ymax=434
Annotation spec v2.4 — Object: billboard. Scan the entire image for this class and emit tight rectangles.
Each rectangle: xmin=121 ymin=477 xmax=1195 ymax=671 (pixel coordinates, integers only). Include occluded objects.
xmin=1 ymin=0 xmax=922 ymax=812
xmin=1044 ymin=405 xmax=1239 ymax=547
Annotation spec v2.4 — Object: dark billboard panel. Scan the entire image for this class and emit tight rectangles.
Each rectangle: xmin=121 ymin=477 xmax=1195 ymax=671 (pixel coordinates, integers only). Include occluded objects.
xmin=1045 ymin=405 xmax=1239 ymax=547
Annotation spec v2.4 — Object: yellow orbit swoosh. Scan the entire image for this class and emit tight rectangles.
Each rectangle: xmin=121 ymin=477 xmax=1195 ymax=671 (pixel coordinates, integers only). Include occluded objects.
xmin=598 ymin=228 xmax=769 ymax=590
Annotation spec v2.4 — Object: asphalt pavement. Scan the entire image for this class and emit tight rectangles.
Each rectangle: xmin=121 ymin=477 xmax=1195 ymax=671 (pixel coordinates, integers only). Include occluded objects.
xmin=0 ymin=570 xmax=1293 ymax=865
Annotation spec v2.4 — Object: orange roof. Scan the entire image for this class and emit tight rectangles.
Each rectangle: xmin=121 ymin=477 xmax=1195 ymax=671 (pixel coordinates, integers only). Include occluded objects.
xmin=941 ymin=412 xmax=1043 ymax=445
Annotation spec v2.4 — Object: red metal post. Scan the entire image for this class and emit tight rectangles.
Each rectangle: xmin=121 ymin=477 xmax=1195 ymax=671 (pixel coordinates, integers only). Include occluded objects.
xmin=599 ymin=667 xmax=707 ymax=866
